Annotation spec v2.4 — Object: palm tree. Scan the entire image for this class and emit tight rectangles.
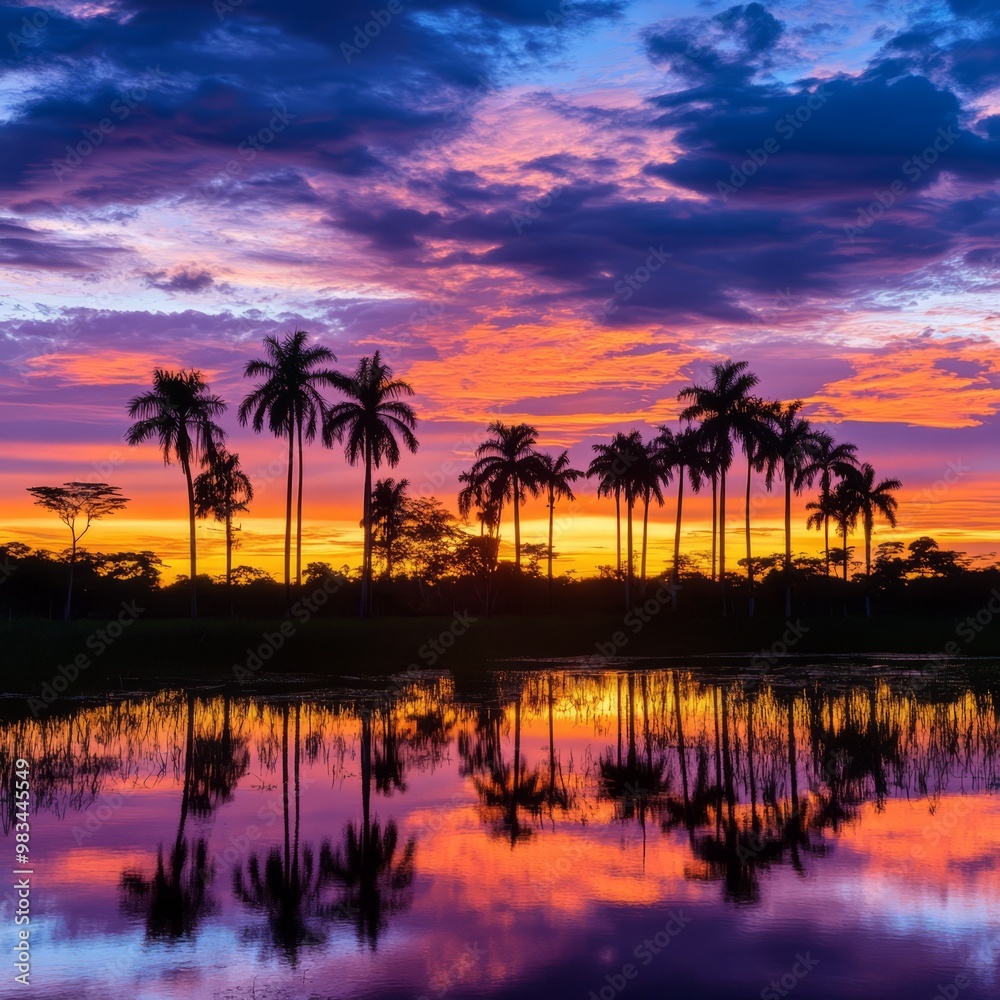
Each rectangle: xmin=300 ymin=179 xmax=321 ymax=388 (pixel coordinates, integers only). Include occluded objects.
xmin=126 ymin=369 xmax=226 ymax=618
xmin=537 ymin=450 xmax=583 ymax=607
xmin=767 ymin=402 xmax=821 ymax=616
xmin=193 ymin=448 xmax=253 ymax=593
xmin=588 ymin=431 xmax=641 ymax=580
xmin=464 ymin=422 xmax=544 ymax=572
xmin=806 ymin=434 xmax=859 ymax=579
xmin=734 ymin=397 xmax=778 ymax=617
xmin=842 ymin=463 xmax=901 ymax=615
xmin=679 ymin=361 xmax=759 ymax=606
xmin=658 ymin=425 xmax=710 ymax=602
xmin=369 ymin=478 xmax=409 ymax=580
xmin=809 ymin=483 xmax=857 ymax=582
xmin=239 ymin=331 xmax=342 ymax=609
xmin=631 ymin=436 xmax=668 ymax=591
xmin=323 ymin=351 xmax=418 ymax=618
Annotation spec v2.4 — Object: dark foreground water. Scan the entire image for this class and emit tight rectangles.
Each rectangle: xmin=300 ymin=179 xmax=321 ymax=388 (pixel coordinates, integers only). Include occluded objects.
xmin=1 ymin=666 xmax=998 ymax=999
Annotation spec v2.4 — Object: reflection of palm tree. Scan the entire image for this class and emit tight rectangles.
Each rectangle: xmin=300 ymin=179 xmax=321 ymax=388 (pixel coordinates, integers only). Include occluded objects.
xmin=320 ymin=711 xmax=416 ymax=947
xmin=233 ymin=702 xmax=359 ymax=963
xmin=544 ymin=675 xmax=572 ymax=813
xmin=120 ymin=692 xmax=216 ymax=938
xmin=189 ymin=694 xmax=251 ymax=817
xmin=473 ymin=693 xmax=546 ymax=846
xmin=600 ymin=674 xmax=669 ymax=825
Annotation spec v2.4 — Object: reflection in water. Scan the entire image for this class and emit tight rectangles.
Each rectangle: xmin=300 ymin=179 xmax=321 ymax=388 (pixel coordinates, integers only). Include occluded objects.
xmin=2 ymin=668 xmax=999 ymax=998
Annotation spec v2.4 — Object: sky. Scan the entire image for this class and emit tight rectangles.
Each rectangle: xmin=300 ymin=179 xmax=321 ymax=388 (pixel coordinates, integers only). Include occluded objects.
xmin=2 ymin=0 xmax=1000 ymax=580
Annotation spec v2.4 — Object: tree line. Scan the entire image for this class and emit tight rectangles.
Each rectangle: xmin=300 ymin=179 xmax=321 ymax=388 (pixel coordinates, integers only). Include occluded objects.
xmin=22 ymin=345 xmax=907 ymax=620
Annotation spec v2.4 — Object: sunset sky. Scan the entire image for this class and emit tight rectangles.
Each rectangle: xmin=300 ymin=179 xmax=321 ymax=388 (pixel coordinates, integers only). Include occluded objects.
xmin=2 ymin=0 xmax=1000 ymax=580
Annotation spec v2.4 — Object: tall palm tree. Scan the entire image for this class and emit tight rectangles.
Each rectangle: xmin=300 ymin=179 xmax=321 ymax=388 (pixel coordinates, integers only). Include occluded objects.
xmin=841 ymin=463 xmax=901 ymax=614
xmin=630 ymin=436 xmax=668 ymax=590
xmin=369 ymin=478 xmax=409 ymax=580
xmin=735 ymin=397 xmax=778 ymax=617
xmin=239 ymin=331 xmax=342 ymax=608
xmin=537 ymin=450 xmax=583 ymax=607
xmin=766 ymin=402 xmax=820 ymax=616
xmin=805 ymin=434 xmax=859 ymax=579
xmin=126 ymin=369 xmax=226 ymax=618
xmin=588 ymin=431 xmax=641 ymax=580
xmin=679 ymin=361 xmax=759 ymax=606
xmin=323 ymin=351 xmax=418 ymax=618
xmin=193 ymin=448 xmax=253 ymax=593
xmin=464 ymin=422 xmax=544 ymax=572
xmin=658 ymin=425 xmax=709 ymax=601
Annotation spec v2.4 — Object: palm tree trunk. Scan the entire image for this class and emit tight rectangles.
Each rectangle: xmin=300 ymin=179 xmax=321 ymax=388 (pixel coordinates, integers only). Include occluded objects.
xmin=672 ymin=470 xmax=684 ymax=610
xmin=361 ymin=439 xmax=373 ymax=618
xmin=615 ymin=487 xmax=621 ymax=578
xmin=784 ymin=467 xmax=792 ymax=618
xmin=745 ymin=458 xmax=753 ymax=618
xmin=625 ymin=495 xmax=634 ymax=611
xmin=843 ymin=522 xmax=849 ymax=582
xmin=640 ymin=492 xmax=650 ymax=590
xmin=547 ymin=486 xmax=555 ymax=610
xmin=295 ymin=412 xmax=304 ymax=592
xmin=284 ymin=426 xmax=293 ymax=613
xmin=719 ymin=466 xmax=727 ymax=612
xmin=864 ymin=515 xmax=873 ymax=619
xmin=711 ymin=474 xmax=717 ymax=581
xmin=513 ymin=473 xmax=521 ymax=571
xmin=226 ymin=508 xmax=233 ymax=615
xmin=184 ymin=458 xmax=198 ymax=619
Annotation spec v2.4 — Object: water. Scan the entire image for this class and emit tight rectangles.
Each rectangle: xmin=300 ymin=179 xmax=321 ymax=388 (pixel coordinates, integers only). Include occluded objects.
xmin=1 ymin=667 xmax=998 ymax=999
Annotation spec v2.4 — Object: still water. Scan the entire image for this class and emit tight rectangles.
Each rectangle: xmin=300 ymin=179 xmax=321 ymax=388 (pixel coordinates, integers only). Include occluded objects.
xmin=1 ymin=666 xmax=998 ymax=999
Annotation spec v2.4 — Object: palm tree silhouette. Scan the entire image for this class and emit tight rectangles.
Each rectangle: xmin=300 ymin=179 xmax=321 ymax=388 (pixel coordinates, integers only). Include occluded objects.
xmin=806 ymin=433 xmax=859 ymax=579
xmin=125 ymin=369 xmax=226 ymax=618
xmin=679 ymin=361 xmax=759 ymax=608
xmin=193 ymin=447 xmax=253 ymax=596
xmin=768 ymin=402 xmax=820 ymax=616
xmin=464 ymin=422 xmax=544 ymax=573
xmin=369 ymin=478 xmax=410 ymax=581
xmin=323 ymin=351 xmax=418 ymax=618
xmin=735 ymin=397 xmax=778 ymax=617
xmin=631 ymin=436 xmax=667 ymax=594
xmin=239 ymin=331 xmax=341 ymax=609
xmin=841 ymin=463 xmax=901 ymax=615
xmin=537 ymin=450 xmax=583 ymax=607
xmin=659 ymin=426 xmax=709 ymax=603
xmin=588 ymin=431 xmax=641 ymax=585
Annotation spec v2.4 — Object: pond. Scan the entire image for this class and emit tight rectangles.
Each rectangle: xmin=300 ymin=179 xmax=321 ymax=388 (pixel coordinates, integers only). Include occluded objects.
xmin=1 ymin=666 xmax=998 ymax=999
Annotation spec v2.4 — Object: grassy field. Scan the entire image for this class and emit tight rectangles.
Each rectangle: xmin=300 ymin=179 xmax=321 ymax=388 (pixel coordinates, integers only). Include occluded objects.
xmin=4 ymin=608 xmax=1000 ymax=696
